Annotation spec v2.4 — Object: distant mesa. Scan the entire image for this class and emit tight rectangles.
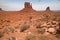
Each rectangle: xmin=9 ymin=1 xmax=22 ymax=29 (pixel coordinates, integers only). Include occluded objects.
xmin=24 ymin=2 xmax=51 ymax=11
xmin=46 ymin=7 xmax=50 ymax=11
xmin=0 ymin=2 xmax=53 ymax=12
xmin=24 ymin=2 xmax=32 ymax=9
xmin=20 ymin=2 xmax=36 ymax=12
xmin=21 ymin=2 xmax=51 ymax=12
xmin=0 ymin=2 xmax=59 ymax=12
xmin=0 ymin=8 xmax=3 ymax=11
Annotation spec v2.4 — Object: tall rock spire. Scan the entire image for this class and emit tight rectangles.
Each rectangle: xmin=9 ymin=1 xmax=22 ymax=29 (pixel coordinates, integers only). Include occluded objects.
xmin=19 ymin=2 xmax=36 ymax=12
xmin=46 ymin=7 xmax=50 ymax=11
xmin=24 ymin=2 xmax=32 ymax=9
xmin=0 ymin=8 xmax=2 ymax=11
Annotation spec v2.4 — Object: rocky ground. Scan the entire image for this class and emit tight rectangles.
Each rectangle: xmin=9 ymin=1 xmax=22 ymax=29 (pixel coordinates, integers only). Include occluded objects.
xmin=0 ymin=7 xmax=60 ymax=40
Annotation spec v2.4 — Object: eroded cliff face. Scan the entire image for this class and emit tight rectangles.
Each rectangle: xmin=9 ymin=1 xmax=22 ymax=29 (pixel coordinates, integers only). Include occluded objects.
xmin=0 ymin=2 xmax=60 ymax=40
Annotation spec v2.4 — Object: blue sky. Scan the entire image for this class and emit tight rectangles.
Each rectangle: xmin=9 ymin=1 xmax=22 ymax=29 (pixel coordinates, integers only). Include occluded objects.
xmin=0 ymin=0 xmax=60 ymax=11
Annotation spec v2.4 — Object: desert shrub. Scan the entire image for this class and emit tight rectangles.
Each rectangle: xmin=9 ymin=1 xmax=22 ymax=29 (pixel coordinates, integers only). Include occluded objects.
xmin=56 ymin=29 xmax=60 ymax=34
xmin=3 ymin=27 xmax=9 ymax=34
xmin=36 ymin=35 xmax=47 ymax=40
xmin=37 ymin=29 xmax=45 ymax=34
xmin=43 ymin=15 xmax=50 ymax=22
xmin=58 ymin=23 xmax=60 ymax=29
xmin=7 ymin=38 xmax=11 ymax=40
xmin=25 ymin=34 xmax=47 ymax=40
xmin=20 ymin=23 xmax=30 ymax=32
xmin=11 ymin=37 xmax=16 ymax=40
xmin=3 ymin=27 xmax=14 ymax=34
xmin=9 ymin=27 xmax=15 ymax=33
xmin=36 ymin=24 xmax=45 ymax=34
xmin=7 ymin=37 xmax=16 ymax=40
xmin=25 ymin=34 xmax=36 ymax=40
xmin=56 ymin=23 xmax=60 ymax=38
xmin=0 ymin=32 xmax=4 ymax=38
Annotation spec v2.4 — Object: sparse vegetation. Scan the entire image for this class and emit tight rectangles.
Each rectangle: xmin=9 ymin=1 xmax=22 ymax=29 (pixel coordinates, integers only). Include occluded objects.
xmin=11 ymin=37 xmax=16 ymax=40
xmin=56 ymin=29 xmax=60 ymax=38
xmin=36 ymin=24 xmax=45 ymax=34
xmin=25 ymin=34 xmax=36 ymax=40
xmin=56 ymin=23 xmax=60 ymax=38
xmin=25 ymin=34 xmax=48 ymax=40
xmin=42 ymin=15 xmax=50 ymax=22
xmin=20 ymin=23 xmax=30 ymax=32
xmin=3 ymin=27 xmax=9 ymax=34
xmin=7 ymin=37 xmax=16 ymax=40
xmin=9 ymin=27 xmax=15 ymax=33
xmin=3 ymin=27 xmax=15 ymax=33
xmin=0 ymin=31 xmax=4 ymax=38
xmin=7 ymin=37 xmax=11 ymax=40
